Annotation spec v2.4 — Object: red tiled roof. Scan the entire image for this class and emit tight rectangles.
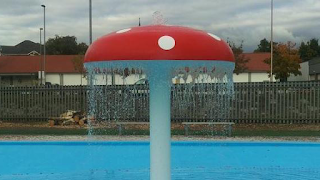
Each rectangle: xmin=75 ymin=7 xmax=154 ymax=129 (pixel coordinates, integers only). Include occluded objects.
xmin=0 ymin=53 xmax=271 ymax=74
xmin=243 ymin=53 xmax=271 ymax=72
xmin=0 ymin=55 xmax=80 ymax=74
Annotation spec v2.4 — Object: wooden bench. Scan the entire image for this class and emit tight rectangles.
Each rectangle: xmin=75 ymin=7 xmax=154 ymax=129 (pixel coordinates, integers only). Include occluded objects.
xmin=182 ymin=122 xmax=235 ymax=136
xmin=115 ymin=122 xmax=149 ymax=135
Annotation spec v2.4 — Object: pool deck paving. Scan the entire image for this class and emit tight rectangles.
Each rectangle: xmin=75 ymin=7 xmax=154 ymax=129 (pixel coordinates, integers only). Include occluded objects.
xmin=1 ymin=135 xmax=320 ymax=142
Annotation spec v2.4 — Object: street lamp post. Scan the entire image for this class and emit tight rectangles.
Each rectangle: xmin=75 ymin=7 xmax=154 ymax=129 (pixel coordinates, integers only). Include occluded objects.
xmin=41 ymin=4 xmax=46 ymax=85
xmin=89 ymin=0 xmax=92 ymax=44
xmin=39 ymin=28 xmax=43 ymax=85
xmin=270 ymin=0 xmax=274 ymax=82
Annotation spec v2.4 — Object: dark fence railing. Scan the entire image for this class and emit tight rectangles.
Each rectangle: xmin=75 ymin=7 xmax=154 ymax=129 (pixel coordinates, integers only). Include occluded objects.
xmin=0 ymin=81 xmax=319 ymax=123
xmin=230 ymin=81 xmax=320 ymax=123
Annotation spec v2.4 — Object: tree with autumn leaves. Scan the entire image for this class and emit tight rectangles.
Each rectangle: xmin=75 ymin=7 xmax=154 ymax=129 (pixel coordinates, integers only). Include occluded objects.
xmin=264 ymin=41 xmax=301 ymax=81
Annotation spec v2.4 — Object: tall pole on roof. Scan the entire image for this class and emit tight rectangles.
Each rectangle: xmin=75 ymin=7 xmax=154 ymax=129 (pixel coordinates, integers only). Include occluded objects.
xmin=39 ymin=28 xmax=43 ymax=85
xmin=89 ymin=0 xmax=92 ymax=44
xmin=41 ymin=4 xmax=46 ymax=85
xmin=270 ymin=0 xmax=274 ymax=82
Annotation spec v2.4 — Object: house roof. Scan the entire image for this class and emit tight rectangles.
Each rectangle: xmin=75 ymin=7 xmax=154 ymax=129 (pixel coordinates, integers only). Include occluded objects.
xmin=0 ymin=53 xmax=270 ymax=74
xmin=0 ymin=40 xmax=41 ymax=55
xmin=0 ymin=55 xmax=80 ymax=74
xmin=242 ymin=53 xmax=271 ymax=72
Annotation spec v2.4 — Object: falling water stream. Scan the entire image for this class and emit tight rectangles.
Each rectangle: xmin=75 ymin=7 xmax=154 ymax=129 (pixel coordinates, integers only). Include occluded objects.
xmin=85 ymin=60 xmax=234 ymax=135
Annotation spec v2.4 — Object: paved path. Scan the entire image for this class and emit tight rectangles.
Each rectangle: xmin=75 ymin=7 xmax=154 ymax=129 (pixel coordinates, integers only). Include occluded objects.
xmin=1 ymin=135 xmax=320 ymax=142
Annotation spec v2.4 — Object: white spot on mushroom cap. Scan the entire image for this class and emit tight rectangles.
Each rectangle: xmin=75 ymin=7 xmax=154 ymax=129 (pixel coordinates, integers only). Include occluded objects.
xmin=158 ymin=36 xmax=175 ymax=50
xmin=208 ymin=33 xmax=221 ymax=41
xmin=116 ymin=28 xmax=131 ymax=33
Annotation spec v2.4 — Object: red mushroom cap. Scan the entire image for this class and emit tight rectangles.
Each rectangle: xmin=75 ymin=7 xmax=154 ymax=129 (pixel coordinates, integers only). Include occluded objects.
xmin=84 ymin=25 xmax=235 ymax=63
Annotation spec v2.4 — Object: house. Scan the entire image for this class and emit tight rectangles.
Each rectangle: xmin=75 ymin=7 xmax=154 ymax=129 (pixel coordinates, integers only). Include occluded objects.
xmin=0 ymin=53 xmax=278 ymax=86
xmin=171 ymin=53 xmax=273 ymax=83
xmin=288 ymin=57 xmax=320 ymax=81
xmin=0 ymin=55 xmax=86 ymax=86
xmin=0 ymin=40 xmax=41 ymax=56
xmin=233 ymin=53 xmax=274 ymax=82
xmin=309 ymin=57 xmax=320 ymax=81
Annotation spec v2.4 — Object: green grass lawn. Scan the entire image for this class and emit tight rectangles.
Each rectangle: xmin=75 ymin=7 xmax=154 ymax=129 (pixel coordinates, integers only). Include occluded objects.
xmin=1 ymin=127 xmax=320 ymax=137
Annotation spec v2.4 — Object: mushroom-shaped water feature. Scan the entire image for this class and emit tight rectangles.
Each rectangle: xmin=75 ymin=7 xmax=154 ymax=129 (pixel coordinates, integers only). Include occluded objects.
xmin=84 ymin=25 xmax=235 ymax=180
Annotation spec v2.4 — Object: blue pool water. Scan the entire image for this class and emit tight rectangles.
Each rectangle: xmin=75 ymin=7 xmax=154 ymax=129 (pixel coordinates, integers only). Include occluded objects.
xmin=0 ymin=141 xmax=320 ymax=179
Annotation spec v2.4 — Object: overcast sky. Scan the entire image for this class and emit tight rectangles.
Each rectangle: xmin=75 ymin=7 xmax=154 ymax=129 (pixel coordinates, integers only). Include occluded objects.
xmin=0 ymin=0 xmax=319 ymax=52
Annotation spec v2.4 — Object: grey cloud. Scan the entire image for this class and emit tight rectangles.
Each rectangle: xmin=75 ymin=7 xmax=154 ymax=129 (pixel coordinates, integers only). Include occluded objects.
xmin=0 ymin=0 xmax=319 ymax=52
xmin=0 ymin=0 xmax=41 ymax=16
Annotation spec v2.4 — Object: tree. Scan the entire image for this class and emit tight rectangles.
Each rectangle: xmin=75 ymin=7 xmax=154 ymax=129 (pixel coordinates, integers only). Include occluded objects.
xmin=299 ymin=38 xmax=320 ymax=62
xmin=77 ymin=42 xmax=89 ymax=55
xmin=46 ymin=35 xmax=88 ymax=55
xmin=264 ymin=41 xmax=302 ymax=82
xmin=309 ymin=38 xmax=320 ymax=54
xmin=254 ymin=38 xmax=278 ymax=53
xmin=228 ymin=40 xmax=250 ymax=74
xmin=254 ymin=38 xmax=271 ymax=52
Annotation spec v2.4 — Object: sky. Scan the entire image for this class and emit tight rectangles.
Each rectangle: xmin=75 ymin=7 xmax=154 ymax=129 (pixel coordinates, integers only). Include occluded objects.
xmin=0 ymin=0 xmax=319 ymax=52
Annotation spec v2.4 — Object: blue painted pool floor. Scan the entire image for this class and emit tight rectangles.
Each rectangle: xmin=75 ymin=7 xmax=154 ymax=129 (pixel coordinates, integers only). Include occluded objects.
xmin=0 ymin=141 xmax=320 ymax=180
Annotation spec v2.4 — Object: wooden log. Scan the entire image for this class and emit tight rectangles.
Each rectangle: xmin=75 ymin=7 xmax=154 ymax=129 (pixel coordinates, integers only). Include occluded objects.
xmin=48 ymin=120 xmax=55 ymax=127
xmin=57 ymin=119 xmax=64 ymax=125
xmin=66 ymin=110 xmax=76 ymax=117
xmin=74 ymin=115 xmax=80 ymax=123
xmin=79 ymin=119 xmax=85 ymax=126
xmin=62 ymin=119 xmax=75 ymax=126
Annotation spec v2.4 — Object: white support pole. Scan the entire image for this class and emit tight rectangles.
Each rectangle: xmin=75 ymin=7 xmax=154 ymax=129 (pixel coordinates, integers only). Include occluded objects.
xmin=148 ymin=66 xmax=171 ymax=180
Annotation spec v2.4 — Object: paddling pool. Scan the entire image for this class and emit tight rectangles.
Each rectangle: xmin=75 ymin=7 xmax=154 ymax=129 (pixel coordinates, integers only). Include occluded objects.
xmin=0 ymin=141 xmax=319 ymax=179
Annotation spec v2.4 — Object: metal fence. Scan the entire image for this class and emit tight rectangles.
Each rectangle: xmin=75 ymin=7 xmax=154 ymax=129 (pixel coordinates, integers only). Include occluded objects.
xmin=0 ymin=81 xmax=319 ymax=123
xmin=0 ymin=86 xmax=87 ymax=121
xmin=230 ymin=81 xmax=320 ymax=123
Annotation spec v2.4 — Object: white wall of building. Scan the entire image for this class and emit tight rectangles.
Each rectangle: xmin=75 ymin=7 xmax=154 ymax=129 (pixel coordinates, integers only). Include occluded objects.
xmin=46 ymin=73 xmax=87 ymax=85
xmin=233 ymin=72 xmax=272 ymax=82
xmin=63 ymin=74 xmax=87 ymax=85
xmin=233 ymin=73 xmax=249 ymax=82
xmin=288 ymin=61 xmax=310 ymax=81
xmin=92 ymin=74 xmax=145 ymax=85
xmin=44 ymin=72 xmax=278 ymax=85
xmin=250 ymin=73 xmax=272 ymax=82
xmin=46 ymin=74 xmax=60 ymax=85
xmin=310 ymin=74 xmax=319 ymax=81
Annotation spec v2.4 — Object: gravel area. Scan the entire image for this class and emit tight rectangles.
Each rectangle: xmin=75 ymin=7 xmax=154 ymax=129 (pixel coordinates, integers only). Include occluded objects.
xmin=1 ymin=135 xmax=320 ymax=142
